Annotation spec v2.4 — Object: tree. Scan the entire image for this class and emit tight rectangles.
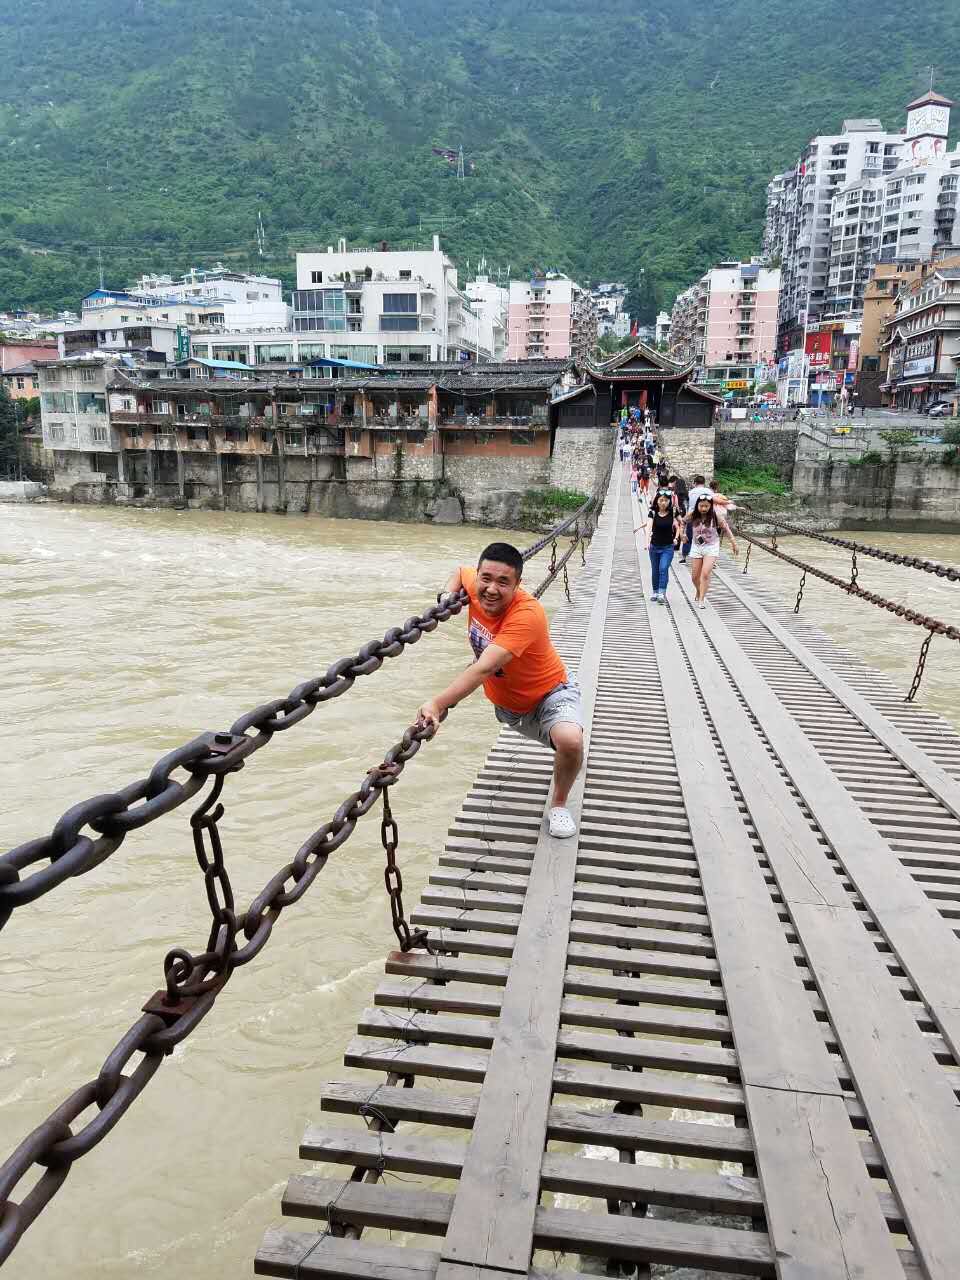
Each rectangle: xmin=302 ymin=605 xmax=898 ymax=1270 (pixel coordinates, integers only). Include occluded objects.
xmin=0 ymin=385 xmax=22 ymax=478
xmin=596 ymin=333 xmax=635 ymax=357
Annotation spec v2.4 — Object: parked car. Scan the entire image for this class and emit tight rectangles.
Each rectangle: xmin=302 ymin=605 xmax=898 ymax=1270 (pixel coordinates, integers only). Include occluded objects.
xmin=926 ymin=402 xmax=953 ymax=418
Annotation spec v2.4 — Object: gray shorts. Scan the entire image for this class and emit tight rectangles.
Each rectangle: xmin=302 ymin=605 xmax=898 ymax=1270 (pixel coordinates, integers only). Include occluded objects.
xmin=494 ymin=681 xmax=584 ymax=749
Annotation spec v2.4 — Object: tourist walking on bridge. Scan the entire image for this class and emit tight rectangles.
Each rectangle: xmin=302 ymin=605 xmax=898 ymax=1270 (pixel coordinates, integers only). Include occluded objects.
xmin=647 ymin=489 xmax=684 ymax=605
xmin=417 ymin=543 xmax=584 ymax=839
xmin=684 ymin=495 xmax=738 ymax=608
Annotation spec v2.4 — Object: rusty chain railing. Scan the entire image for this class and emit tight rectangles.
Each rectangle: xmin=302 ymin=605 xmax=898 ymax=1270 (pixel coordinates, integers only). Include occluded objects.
xmin=0 ymin=484 xmax=606 ymax=1264
xmin=738 ymin=507 xmax=960 ymax=583
xmin=733 ymin=527 xmax=958 ymax=701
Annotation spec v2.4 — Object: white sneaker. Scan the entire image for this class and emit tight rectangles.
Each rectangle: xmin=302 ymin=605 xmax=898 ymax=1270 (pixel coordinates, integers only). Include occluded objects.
xmin=698 ymin=599 xmax=707 ymax=610
xmin=548 ymin=806 xmax=577 ymax=839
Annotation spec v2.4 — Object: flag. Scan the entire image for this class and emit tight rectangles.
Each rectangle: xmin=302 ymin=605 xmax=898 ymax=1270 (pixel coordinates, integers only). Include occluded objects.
xmin=630 ymin=320 xmax=638 ymax=337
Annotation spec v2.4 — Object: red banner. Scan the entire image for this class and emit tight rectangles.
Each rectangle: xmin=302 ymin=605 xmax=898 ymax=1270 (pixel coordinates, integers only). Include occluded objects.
xmin=805 ymin=331 xmax=832 ymax=368
xmin=847 ymin=340 xmax=859 ymax=371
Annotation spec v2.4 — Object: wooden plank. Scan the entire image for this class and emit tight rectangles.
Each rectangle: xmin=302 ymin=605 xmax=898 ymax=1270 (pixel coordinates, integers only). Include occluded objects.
xmin=711 ymin=567 xmax=960 ymax=1060
xmin=632 ymin=484 xmax=905 ymax=1280
xmin=278 ymin=1177 xmax=776 ymax=1277
xmin=256 ymin=1230 xmax=439 ymax=1280
xmin=355 ymin=1006 xmax=739 ymax=1077
xmin=438 ymin=482 xmax=617 ymax=1277
xmin=718 ymin=562 xmax=960 ymax=825
xmin=315 ymin=1082 xmax=892 ymax=1173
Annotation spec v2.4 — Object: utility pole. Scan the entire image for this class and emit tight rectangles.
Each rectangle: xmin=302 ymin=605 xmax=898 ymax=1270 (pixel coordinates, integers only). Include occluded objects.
xmin=97 ymin=247 xmax=104 ymax=290
xmin=457 ymin=145 xmax=465 ymax=181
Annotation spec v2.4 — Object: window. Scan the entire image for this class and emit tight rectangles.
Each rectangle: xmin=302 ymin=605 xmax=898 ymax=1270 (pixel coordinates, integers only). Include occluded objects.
xmin=42 ymin=391 xmax=72 ymax=413
xmin=297 ymin=343 xmax=326 ymax=360
xmin=79 ymin=367 xmax=97 ymax=383
xmin=255 ymin=343 xmax=294 ymax=363
xmin=150 ymin=399 xmax=170 ymax=414
xmin=76 ymin=393 xmax=106 ymax=414
xmin=15 ymin=376 xmax=24 ymax=390
xmin=382 ymin=293 xmax=417 ymax=313
xmin=192 ymin=343 xmax=209 ymax=358
xmin=224 ymin=427 xmax=248 ymax=443
xmin=186 ymin=313 xmax=197 ymax=324
xmin=384 ymin=348 xmax=404 ymax=362
xmin=399 ymin=270 xmax=412 ymax=280
xmin=188 ymin=426 xmax=208 ymax=443
xmin=292 ymin=288 xmax=345 ymax=314
xmin=381 ymin=316 xmax=418 ymax=331
xmin=286 ymin=431 xmax=303 ymax=448
xmin=48 ymin=425 xmax=66 ymax=442
xmin=294 ymin=315 xmax=346 ymax=332
xmin=90 ymin=426 xmax=108 ymax=443
xmin=311 ymin=271 xmax=323 ymax=284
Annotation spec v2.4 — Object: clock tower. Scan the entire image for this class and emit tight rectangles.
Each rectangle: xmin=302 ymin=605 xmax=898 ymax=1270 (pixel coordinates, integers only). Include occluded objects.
xmin=904 ymin=91 xmax=954 ymax=167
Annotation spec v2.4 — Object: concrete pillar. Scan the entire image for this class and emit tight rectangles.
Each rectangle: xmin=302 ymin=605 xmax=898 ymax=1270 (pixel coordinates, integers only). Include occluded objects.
xmin=145 ymin=449 xmax=155 ymax=498
xmin=176 ymin=450 xmax=185 ymax=499
xmin=116 ymin=451 xmax=126 ymax=484
xmin=278 ymin=446 xmax=287 ymax=511
xmin=256 ymin=455 xmax=264 ymax=513
xmin=215 ymin=450 xmax=223 ymax=499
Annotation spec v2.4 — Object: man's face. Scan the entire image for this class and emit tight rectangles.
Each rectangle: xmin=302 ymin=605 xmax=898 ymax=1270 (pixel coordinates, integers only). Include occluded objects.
xmin=476 ymin=559 xmax=520 ymax=617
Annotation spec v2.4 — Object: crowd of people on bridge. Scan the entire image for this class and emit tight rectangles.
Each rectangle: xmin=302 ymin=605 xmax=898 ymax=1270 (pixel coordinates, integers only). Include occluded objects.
xmin=620 ymin=419 xmax=739 ymax=609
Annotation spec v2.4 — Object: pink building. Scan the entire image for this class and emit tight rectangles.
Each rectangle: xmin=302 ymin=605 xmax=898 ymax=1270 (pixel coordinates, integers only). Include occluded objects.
xmin=507 ymin=275 xmax=597 ymax=361
xmin=705 ymin=263 xmax=780 ymax=391
xmin=671 ymin=261 xmax=780 ymax=394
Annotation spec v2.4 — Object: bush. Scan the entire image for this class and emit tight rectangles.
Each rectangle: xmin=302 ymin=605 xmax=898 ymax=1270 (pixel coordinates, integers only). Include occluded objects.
xmin=712 ymin=464 xmax=787 ymax=496
xmin=941 ymin=424 xmax=960 ymax=446
xmin=524 ymin=487 xmax=588 ymax=511
xmin=851 ymin=450 xmax=884 ymax=466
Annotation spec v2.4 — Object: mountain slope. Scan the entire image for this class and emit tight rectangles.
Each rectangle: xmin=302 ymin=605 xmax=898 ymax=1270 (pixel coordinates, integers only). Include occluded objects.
xmin=0 ymin=0 xmax=956 ymax=316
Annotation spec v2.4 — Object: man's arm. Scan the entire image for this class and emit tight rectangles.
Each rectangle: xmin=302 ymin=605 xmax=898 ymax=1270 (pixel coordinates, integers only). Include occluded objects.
xmin=417 ymin=643 xmax=513 ymax=730
xmin=441 ymin=566 xmax=463 ymax=598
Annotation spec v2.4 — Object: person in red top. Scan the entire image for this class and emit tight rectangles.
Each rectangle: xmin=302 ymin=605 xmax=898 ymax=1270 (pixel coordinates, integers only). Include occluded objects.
xmin=416 ymin=542 xmax=584 ymax=838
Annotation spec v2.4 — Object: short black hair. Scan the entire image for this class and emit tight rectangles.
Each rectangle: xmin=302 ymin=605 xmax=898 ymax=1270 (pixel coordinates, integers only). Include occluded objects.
xmin=478 ymin=542 xmax=523 ymax=580
xmin=693 ymin=474 xmax=706 ymax=485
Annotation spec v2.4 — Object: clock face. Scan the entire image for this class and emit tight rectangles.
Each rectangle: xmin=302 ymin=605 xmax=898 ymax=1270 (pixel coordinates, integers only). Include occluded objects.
xmin=907 ymin=104 xmax=950 ymax=138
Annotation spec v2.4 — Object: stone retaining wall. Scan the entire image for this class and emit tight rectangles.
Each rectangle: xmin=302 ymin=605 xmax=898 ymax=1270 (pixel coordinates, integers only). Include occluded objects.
xmin=715 ymin=429 xmax=798 ymax=482
xmin=659 ymin=427 xmax=715 ymax=482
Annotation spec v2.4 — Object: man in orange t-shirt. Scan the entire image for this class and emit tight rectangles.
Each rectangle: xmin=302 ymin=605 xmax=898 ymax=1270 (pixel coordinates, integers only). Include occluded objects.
xmin=416 ymin=542 xmax=583 ymax=838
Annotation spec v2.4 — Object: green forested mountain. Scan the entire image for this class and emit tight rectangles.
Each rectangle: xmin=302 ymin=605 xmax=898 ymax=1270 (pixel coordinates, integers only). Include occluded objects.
xmin=0 ymin=0 xmax=957 ymax=318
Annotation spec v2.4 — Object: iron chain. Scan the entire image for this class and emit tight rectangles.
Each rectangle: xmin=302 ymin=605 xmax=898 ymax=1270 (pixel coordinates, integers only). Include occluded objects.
xmin=794 ymin=570 xmax=806 ymax=615
xmin=740 ymin=506 xmax=960 ymax=582
xmin=906 ymin=630 xmax=935 ymax=703
xmin=739 ymin=531 xmax=960 ymax=645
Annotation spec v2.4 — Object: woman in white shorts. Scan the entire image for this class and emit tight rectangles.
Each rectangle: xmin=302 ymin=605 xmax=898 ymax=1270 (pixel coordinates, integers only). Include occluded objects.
xmin=683 ymin=495 xmax=739 ymax=608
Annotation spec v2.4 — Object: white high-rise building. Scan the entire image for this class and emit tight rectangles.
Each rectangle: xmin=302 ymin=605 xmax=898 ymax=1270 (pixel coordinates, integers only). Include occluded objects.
xmin=766 ymin=92 xmax=960 ymax=357
xmin=292 ymin=236 xmax=490 ymax=365
xmin=764 ymin=117 xmax=904 ymax=353
xmin=464 ymin=275 xmax=508 ymax=360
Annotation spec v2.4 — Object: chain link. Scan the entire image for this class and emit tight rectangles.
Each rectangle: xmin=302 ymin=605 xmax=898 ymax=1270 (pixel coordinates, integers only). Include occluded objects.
xmin=906 ymin=630 xmax=935 ymax=703
xmin=0 ymin=712 xmax=444 ymax=1264
xmin=740 ymin=506 xmax=960 ymax=582
xmin=738 ymin=531 xmax=960 ymax=645
xmin=378 ymin=777 xmax=432 ymax=954
xmin=742 ymin=543 xmax=752 ymax=576
xmin=794 ymin=570 xmax=806 ymax=615
xmin=850 ymin=547 xmax=859 ymax=590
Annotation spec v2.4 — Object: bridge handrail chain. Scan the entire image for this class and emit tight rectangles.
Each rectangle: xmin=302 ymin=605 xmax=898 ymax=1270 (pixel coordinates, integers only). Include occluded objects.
xmin=0 ymin=712 xmax=443 ymax=1266
xmin=736 ymin=529 xmax=960 ymax=643
xmin=0 ymin=493 xmax=599 ymax=930
xmin=740 ymin=506 xmax=960 ymax=582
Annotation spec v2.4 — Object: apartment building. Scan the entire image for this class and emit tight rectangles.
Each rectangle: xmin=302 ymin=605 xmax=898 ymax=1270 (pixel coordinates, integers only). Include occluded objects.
xmin=507 ymin=274 xmax=598 ymax=361
xmin=463 ymin=275 xmax=509 ymax=360
xmin=882 ymin=257 xmax=960 ymax=408
xmin=766 ymin=93 xmax=960 ymax=359
xmin=292 ymin=236 xmax=490 ymax=364
xmin=669 ymin=261 xmax=780 ymax=393
xmin=765 ymin=118 xmax=904 ymax=354
xmin=856 ymin=260 xmax=924 ymax=405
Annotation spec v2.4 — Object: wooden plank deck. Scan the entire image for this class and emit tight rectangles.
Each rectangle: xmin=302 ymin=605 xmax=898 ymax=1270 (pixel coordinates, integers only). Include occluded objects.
xmin=255 ymin=466 xmax=960 ymax=1280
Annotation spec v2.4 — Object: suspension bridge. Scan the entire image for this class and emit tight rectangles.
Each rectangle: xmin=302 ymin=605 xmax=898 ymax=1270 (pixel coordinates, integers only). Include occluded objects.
xmin=2 ymin=462 xmax=960 ymax=1279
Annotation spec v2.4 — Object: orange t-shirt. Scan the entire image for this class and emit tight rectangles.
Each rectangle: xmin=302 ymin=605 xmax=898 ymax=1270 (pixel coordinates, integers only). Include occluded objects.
xmin=460 ymin=566 xmax=567 ymax=714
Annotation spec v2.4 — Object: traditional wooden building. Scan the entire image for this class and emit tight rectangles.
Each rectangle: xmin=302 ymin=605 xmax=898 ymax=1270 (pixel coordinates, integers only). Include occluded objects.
xmin=553 ymin=343 xmax=720 ymax=429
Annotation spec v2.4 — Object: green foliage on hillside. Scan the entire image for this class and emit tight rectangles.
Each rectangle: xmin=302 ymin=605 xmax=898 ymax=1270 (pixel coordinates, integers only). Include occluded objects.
xmin=1 ymin=0 xmax=957 ymax=316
